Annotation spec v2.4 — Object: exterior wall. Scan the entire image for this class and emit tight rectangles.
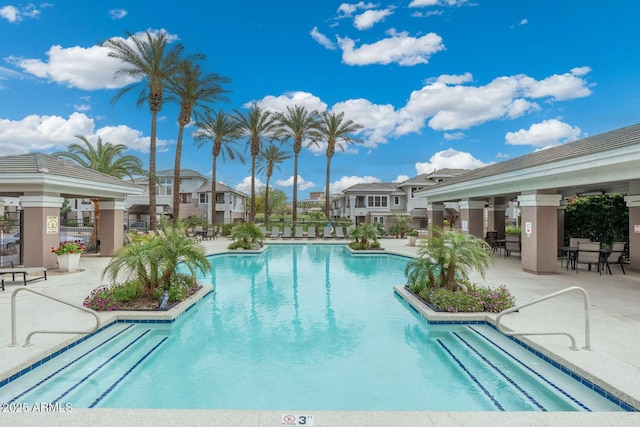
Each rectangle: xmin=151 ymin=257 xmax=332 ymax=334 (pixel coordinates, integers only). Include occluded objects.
xmin=20 ymin=195 xmax=64 ymax=268
xmin=518 ymin=194 xmax=562 ymax=274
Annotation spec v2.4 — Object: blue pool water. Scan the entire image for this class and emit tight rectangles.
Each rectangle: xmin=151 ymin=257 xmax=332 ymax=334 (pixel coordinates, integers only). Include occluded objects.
xmin=0 ymin=245 xmax=627 ymax=411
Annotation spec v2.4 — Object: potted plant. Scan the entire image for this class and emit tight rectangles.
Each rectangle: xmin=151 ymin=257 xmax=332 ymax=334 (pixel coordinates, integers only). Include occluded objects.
xmin=407 ymin=230 xmax=418 ymax=246
xmin=52 ymin=240 xmax=86 ymax=272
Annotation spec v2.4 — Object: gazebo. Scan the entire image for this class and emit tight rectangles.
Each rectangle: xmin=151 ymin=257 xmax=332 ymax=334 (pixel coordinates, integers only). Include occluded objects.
xmin=0 ymin=153 xmax=143 ymax=268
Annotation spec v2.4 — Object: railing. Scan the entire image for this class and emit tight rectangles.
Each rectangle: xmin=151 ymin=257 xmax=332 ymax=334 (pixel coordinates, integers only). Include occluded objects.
xmin=10 ymin=288 xmax=100 ymax=347
xmin=496 ymin=286 xmax=591 ymax=351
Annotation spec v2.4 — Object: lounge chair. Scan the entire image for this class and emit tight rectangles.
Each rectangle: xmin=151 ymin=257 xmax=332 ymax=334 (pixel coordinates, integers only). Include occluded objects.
xmin=259 ymin=226 xmax=267 ymax=237
xmin=270 ymin=226 xmax=280 ymax=239
xmin=0 ymin=266 xmax=48 ymax=291
xmin=307 ymin=226 xmax=317 ymax=239
xmin=504 ymin=235 xmax=521 ymax=258
xmin=323 ymin=226 xmax=334 ymax=239
xmin=282 ymin=226 xmax=292 ymax=239
xmin=294 ymin=226 xmax=304 ymax=239
xmin=335 ymin=226 xmax=345 ymax=239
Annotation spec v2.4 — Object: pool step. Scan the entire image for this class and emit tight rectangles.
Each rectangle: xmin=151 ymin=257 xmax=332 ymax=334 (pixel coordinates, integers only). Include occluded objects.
xmin=0 ymin=324 xmax=169 ymax=407
xmin=436 ymin=326 xmax=588 ymax=412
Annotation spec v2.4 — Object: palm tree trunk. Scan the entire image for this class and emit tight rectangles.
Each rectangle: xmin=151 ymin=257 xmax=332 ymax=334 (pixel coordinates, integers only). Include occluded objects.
xmin=173 ymin=124 xmax=185 ymax=225
xmin=149 ymin=110 xmax=158 ymax=232
xmin=292 ymin=150 xmax=299 ymax=224
xmin=265 ymin=175 xmax=271 ymax=227
xmin=250 ymin=155 xmax=256 ymax=222
xmin=325 ymin=154 xmax=332 ymax=220
xmin=211 ymin=155 xmax=217 ymax=224
xmin=90 ymin=198 xmax=101 ymax=248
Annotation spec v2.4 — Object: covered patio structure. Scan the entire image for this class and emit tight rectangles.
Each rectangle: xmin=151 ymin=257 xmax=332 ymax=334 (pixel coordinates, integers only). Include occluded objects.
xmin=416 ymin=123 xmax=640 ymax=274
xmin=0 ymin=153 xmax=143 ymax=268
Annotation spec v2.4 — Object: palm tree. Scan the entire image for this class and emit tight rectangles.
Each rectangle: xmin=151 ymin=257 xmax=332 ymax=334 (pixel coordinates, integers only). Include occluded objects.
xmin=105 ymin=30 xmax=198 ymax=231
xmin=273 ymin=105 xmax=319 ymax=224
xmin=256 ymin=144 xmax=292 ymax=227
xmin=234 ymin=104 xmax=278 ymax=222
xmin=165 ymin=61 xmax=231 ymax=224
xmin=52 ymin=135 xmax=146 ymax=248
xmin=194 ymin=110 xmax=244 ymax=224
xmin=313 ymin=111 xmax=363 ymax=220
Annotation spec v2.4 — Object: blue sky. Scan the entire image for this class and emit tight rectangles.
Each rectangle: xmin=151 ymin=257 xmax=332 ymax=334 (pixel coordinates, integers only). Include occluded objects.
xmin=1 ymin=1 xmax=639 ymax=198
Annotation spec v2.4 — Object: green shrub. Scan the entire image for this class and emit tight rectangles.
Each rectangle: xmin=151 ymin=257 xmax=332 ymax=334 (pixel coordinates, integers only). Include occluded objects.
xmin=112 ymin=280 xmax=143 ymax=302
xmin=505 ymin=225 xmax=521 ymax=235
xmin=220 ymin=223 xmax=234 ymax=236
xmin=228 ymin=240 xmax=251 ymax=250
xmin=154 ymin=273 xmax=196 ymax=303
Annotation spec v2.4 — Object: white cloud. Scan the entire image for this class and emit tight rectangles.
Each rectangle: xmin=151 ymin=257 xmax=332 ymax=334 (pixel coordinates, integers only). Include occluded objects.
xmin=330 ymin=175 xmax=381 ymax=193
xmin=415 ymin=148 xmax=487 ymax=174
xmin=338 ymin=29 xmax=445 ymax=66
xmin=249 ymin=91 xmax=328 ymax=113
xmin=7 ymin=29 xmax=179 ymax=91
xmin=0 ymin=3 xmax=46 ymax=23
xmin=108 ymin=9 xmax=127 ymax=20
xmin=444 ymin=131 xmax=464 ymax=140
xmin=73 ymin=104 xmax=91 ymax=112
xmin=310 ymin=26 xmax=336 ymax=50
xmin=504 ymin=119 xmax=582 ymax=148
xmin=235 ymin=176 xmax=265 ymax=195
xmin=0 ymin=112 xmax=169 ymax=156
xmin=276 ymin=175 xmax=316 ymax=190
xmin=434 ymin=72 xmax=473 ymax=85
xmin=337 ymin=2 xmax=375 ymax=17
xmin=331 ymin=98 xmax=397 ymax=147
xmin=409 ymin=0 xmax=468 ymax=7
xmin=400 ymin=68 xmax=590 ymax=132
xmin=395 ymin=175 xmax=410 ymax=182
xmin=353 ymin=9 xmax=393 ymax=30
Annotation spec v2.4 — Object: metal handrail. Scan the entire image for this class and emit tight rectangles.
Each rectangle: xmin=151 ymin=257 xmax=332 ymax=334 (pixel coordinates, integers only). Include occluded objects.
xmin=496 ymin=286 xmax=591 ymax=351
xmin=10 ymin=287 xmax=100 ymax=347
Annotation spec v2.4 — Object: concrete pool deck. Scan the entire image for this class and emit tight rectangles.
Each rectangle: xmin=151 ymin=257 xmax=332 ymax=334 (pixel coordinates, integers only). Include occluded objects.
xmin=1 ymin=237 xmax=639 ymax=426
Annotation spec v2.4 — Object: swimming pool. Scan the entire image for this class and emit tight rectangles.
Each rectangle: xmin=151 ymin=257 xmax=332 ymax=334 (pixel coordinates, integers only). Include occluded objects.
xmin=0 ymin=245 xmax=628 ymax=411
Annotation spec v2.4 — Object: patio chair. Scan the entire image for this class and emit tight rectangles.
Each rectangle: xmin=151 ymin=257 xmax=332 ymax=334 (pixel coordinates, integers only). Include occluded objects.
xmin=576 ymin=241 xmax=601 ymax=273
xmin=259 ymin=226 xmax=267 ymax=238
xmin=307 ymin=226 xmax=317 ymax=239
xmin=270 ymin=226 xmax=280 ymax=239
xmin=282 ymin=226 xmax=292 ymax=239
xmin=603 ymin=242 xmax=626 ymax=275
xmin=335 ymin=226 xmax=345 ymax=239
xmin=294 ymin=226 xmax=304 ymax=239
xmin=323 ymin=226 xmax=334 ymax=239
xmin=504 ymin=235 xmax=521 ymax=258
xmin=484 ymin=231 xmax=499 ymax=253
xmin=565 ymin=237 xmax=590 ymax=270
xmin=205 ymin=227 xmax=216 ymax=240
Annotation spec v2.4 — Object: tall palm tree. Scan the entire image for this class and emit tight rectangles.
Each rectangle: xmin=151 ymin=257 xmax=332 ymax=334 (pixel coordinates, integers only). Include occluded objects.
xmin=52 ymin=135 xmax=146 ymax=248
xmin=165 ymin=61 xmax=231 ymax=224
xmin=105 ymin=30 xmax=198 ymax=231
xmin=313 ymin=111 xmax=363 ymax=220
xmin=194 ymin=110 xmax=244 ymax=223
xmin=273 ymin=105 xmax=319 ymax=224
xmin=256 ymin=144 xmax=292 ymax=227
xmin=234 ymin=104 xmax=278 ymax=222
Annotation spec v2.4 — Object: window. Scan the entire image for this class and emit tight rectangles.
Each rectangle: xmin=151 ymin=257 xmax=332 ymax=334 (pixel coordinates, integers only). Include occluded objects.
xmin=367 ymin=196 xmax=388 ymax=207
xmin=394 ymin=196 xmax=400 ymax=206
xmin=355 ymin=196 xmax=366 ymax=208
xmin=199 ymin=194 xmax=208 ymax=204
xmin=216 ymin=193 xmax=225 ymax=204
xmin=373 ymin=216 xmax=384 ymax=225
xmin=410 ymin=187 xmax=423 ymax=198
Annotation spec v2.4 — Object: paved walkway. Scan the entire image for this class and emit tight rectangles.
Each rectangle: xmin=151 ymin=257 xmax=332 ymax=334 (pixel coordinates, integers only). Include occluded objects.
xmin=1 ymin=237 xmax=639 ymax=426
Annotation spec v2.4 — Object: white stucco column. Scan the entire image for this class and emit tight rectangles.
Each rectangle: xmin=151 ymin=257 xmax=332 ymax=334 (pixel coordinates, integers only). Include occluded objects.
xmin=100 ymin=200 xmax=126 ymax=257
xmin=517 ymin=193 xmax=562 ymax=274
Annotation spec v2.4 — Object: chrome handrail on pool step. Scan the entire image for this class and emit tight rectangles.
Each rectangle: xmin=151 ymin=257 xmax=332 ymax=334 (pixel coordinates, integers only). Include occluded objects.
xmin=9 ymin=287 xmax=100 ymax=347
xmin=496 ymin=286 xmax=591 ymax=351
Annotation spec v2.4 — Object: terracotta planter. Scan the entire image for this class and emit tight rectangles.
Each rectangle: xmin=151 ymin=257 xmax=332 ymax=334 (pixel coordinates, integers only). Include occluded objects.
xmin=57 ymin=253 xmax=81 ymax=272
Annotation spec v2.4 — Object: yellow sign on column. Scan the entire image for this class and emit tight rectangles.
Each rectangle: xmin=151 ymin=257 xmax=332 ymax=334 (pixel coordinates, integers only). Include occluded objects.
xmin=47 ymin=216 xmax=59 ymax=234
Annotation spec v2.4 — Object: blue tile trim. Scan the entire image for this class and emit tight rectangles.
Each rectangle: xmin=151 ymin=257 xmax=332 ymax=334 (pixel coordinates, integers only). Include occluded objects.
xmin=52 ymin=329 xmax=152 ymax=404
xmin=6 ymin=324 xmax=136 ymax=404
xmin=89 ymin=336 xmax=168 ymax=408
xmin=452 ymin=331 xmax=546 ymax=411
xmin=436 ymin=338 xmax=504 ymax=411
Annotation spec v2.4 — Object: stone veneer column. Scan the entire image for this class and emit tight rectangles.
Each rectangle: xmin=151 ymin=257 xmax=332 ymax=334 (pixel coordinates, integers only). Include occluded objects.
xmin=100 ymin=200 xmax=126 ymax=257
xmin=20 ymin=195 xmax=64 ymax=268
xmin=426 ymin=202 xmax=444 ymax=230
xmin=517 ymin=193 xmax=562 ymax=274
xmin=459 ymin=200 xmax=485 ymax=238
xmin=624 ymin=195 xmax=640 ymax=271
